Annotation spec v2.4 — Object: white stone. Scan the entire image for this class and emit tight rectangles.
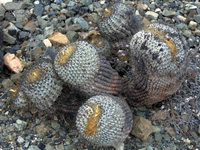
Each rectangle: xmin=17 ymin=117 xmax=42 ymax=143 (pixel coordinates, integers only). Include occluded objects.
xmin=177 ymin=15 xmax=186 ymax=22
xmin=145 ymin=11 xmax=158 ymax=20
xmin=155 ymin=8 xmax=161 ymax=13
xmin=17 ymin=136 xmax=25 ymax=144
xmin=43 ymin=39 xmax=52 ymax=47
xmin=34 ymin=0 xmax=40 ymax=5
xmin=188 ymin=21 xmax=197 ymax=30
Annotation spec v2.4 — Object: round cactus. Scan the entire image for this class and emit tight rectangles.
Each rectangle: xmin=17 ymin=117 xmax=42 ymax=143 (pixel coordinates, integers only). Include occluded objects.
xmin=54 ymin=41 xmax=122 ymax=97
xmin=76 ymin=95 xmax=133 ymax=148
xmin=98 ymin=2 xmax=141 ymax=42
xmin=125 ymin=23 xmax=189 ymax=106
xmin=20 ymin=48 xmax=63 ymax=112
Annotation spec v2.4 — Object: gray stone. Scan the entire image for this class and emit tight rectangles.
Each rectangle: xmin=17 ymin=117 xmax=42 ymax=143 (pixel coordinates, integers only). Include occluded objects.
xmin=189 ymin=131 xmax=198 ymax=141
xmin=14 ymin=119 xmax=28 ymax=131
xmin=45 ymin=5 xmax=50 ymax=11
xmin=21 ymin=2 xmax=33 ymax=9
xmin=164 ymin=133 xmax=171 ymax=142
xmin=198 ymin=125 xmax=200 ymax=134
xmin=4 ymin=2 xmax=23 ymax=10
xmin=187 ymin=36 xmax=196 ymax=48
xmin=51 ymin=120 xmax=60 ymax=130
xmin=3 ymin=32 xmax=16 ymax=44
xmin=6 ymin=22 xmax=20 ymax=33
xmin=145 ymin=11 xmax=158 ymax=20
xmin=188 ymin=21 xmax=197 ymax=30
xmin=176 ymin=23 xmax=186 ymax=30
xmin=45 ymin=143 xmax=54 ymax=150
xmin=13 ymin=9 xmax=31 ymax=26
xmin=88 ymin=13 xmax=99 ymax=23
xmin=0 ymin=114 xmax=8 ymax=121
xmin=0 ymin=7 xmax=5 ymax=21
xmin=194 ymin=15 xmax=200 ymax=24
xmin=33 ymin=4 xmax=44 ymax=16
xmin=67 ymin=24 xmax=82 ymax=32
xmin=51 ymin=3 xmax=60 ymax=11
xmin=28 ymin=145 xmax=41 ymax=150
xmin=183 ymin=30 xmax=192 ymax=38
xmin=74 ymin=17 xmax=89 ymax=30
xmin=10 ymin=73 xmax=22 ymax=84
xmin=7 ymin=125 xmax=15 ymax=132
xmin=154 ymin=132 xmax=162 ymax=142
xmin=195 ymin=29 xmax=200 ymax=36
xmin=44 ymin=26 xmax=54 ymax=38
xmin=61 ymin=3 xmax=67 ymax=8
xmin=37 ymin=16 xmax=48 ymax=30
xmin=35 ymin=34 xmax=44 ymax=41
xmin=152 ymin=125 xmax=161 ymax=133
xmin=88 ymin=4 xmax=94 ymax=11
xmin=80 ymin=0 xmax=92 ymax=6
xmin=162 ymin=10 xmax=176 ymax=17
xmin=66 ymin=31 xmax=79 ymax=42
xmin=67 ymin=1 xmax=75 ymax=7
xmin=147 ymin=145 xmax=153 ymax=150
xmin=65 ymin=18 xmax=73 ymax=26
xmin=54 ymin=0 xmax=63 ymax=4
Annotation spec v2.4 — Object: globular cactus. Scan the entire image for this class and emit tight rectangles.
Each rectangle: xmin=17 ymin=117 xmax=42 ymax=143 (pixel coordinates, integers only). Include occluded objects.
xmin=19 ymin=47 xmax=63 ymax=112
xmin=54 ymin=41 xmax=122 ymax=97
xmin=98 ymin=2 xmax=142 ymax=50
xmin=124 ymin=23 xmax=189 ymax=106
xmin=76 ymin=95 xmax=133 ymax=149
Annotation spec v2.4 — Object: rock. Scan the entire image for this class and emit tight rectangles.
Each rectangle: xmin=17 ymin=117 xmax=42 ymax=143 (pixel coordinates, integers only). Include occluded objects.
xmin=51 ymin=3 xmax=60 ymax=11
xmin=4 ymin=53 xmax=23 ymax=73
xmin=55 ymin=143 xmax=65 ymax=150
xmin=10 ymin=73 xmax=22 ymax=84
xmin=13 ymin=9 xmax=31 ymax=26
xmin=66 ymin=31 xmax=79 ymax=42
xmin=33 ymin=4 xmax=44 ymax=16
xmin=5 ymin=45 xmax=20 ymax=55
xmin=187 ymin=36 xmax=196 ymax=47
xmin=0 ymin=6 xmax=5 ymax=21
xmin=182 ymin=124 xmax=189 ymax=133
xmin=45 ymin=143 xmax=54 ymax=150
xmin=54 ymin=0 xmax=63 ymax=4
xmin=155 ymin=8 xmax=161 ymax=13
xmin=183 ymin=30 xmax=192 ymax=38
xmin=152 ymin=125 xmax=161 ymax=133
xmin=4 ymin=12 xmax=16 ymax=22
xmin=2 ymin=79 xmax=16 ymax=90
xmin=176 ymin=23 xmax=186 ymax=30
xmin=189 ymin=131 xmax=198 ymax=141
xmin=188 ymin=21 xmax=197 ymax=30
xmin=17 ymin=136 xmax=25 ymax=144
xmin=14 ymin=119 xmax=27 ymax=131
xmin=146 ymin=145 xmax=153 ymax=150
xmin=151 ymin=110 xmax=167 ymax=120
xmin=131 ymin=116 xmax=153 ymax=141
xmin=0 ymin=0 xmax=12 ymax=5
xmin=18 ymin=31 xmax=30 ymax=42
xmin=47 ymin=11 xmax=58 ymax=17
xmin=74 ymin=17 xmax=89 ymax=30
xmin=44 ymin=26 xmax=54 ymax=38
xmin=27 ymin=145 xmax=41 ymax=150
xmin=162 ymin=10 xmax=176 ymax=17
xmin=37 ymin=16 xmax=48 ymax=30
xmin=177 ymin=15 xmax=186 ymax=22
xmin=164 ymin=133 xmax=171 ymax=142
xmin=4 ymin=2 xmax=23 ymax=11
xmin=67 ymin=1 xmax=75 ymax=7
xmin=15 ymin=22 xmax=23 ymax=30
xmin=88 ymin=13 xmax=99 ymax=23
xmin=154 ymin=132 xmax=162 ymax=142
xmin=166 ymin=127 xmax=176 ymax=137
xmin=67 ymin=24 xmax=82 ymax=32
xmin=51 ymin=120 xmax=60 ymax=130
xmin=23 ymin=21 xmax=36 ymax=33
xmin=88 ymin=4 xmax=94 ymax=11
xmin=6 ymin=22 xmax=20 ymax=34
xmin=198 ymin=125 xmax=200 ymax=134
xmin=194 ymin=14 xmax=200 ymax=24
xmin=145 ymin=11 xmax=158 ymax=20
xmin=48 ymin=32 xmax=70 ymax=45
xmin=3 ymin=32 xmax=16 ymax=44
xmin=21 ymin=2 xmax=33 ymax=9
xmin=194 ymin=29 xmax=200 ymax=36
xmin=43 ymin=39 xmax=52 ymax=47
xmin=31 ymin=46 xmax=43 ymax=60
xmin=36 ymin=124 xmax=48 ymax=138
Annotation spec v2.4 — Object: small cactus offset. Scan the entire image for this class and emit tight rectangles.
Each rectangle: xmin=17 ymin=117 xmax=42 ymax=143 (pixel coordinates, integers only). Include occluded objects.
xmin=76 ymin=94 xmax=133 ymax=149
xmin=125 ymin=23 xmax=189 ymax=106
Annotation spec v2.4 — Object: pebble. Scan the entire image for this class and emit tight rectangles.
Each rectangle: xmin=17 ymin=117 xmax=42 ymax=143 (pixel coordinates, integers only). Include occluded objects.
xmin=33 ymin=4 xmax=44 ymax=16
xmin=51 ymin=120 xmax=60 ymax=130
xmin=17 ymin=136 xmax=25 ymax=144
xmin=36 ymin=124 xmax=48 ymax=138
xmin=27 ymin=145 xmax=41 ymax=150
xmin=194 ymin=14 xmax=200 ymax=23
xmin=4 ymin=2 xmax=23 ymax=11
xmin=176 ymin=23 xmax=186 ymax=30
xmin=48 ymin=32 xmax=70 ymax=45
xmin=183 ymin=29 xmax=192 ymax=38
xmin=13 ymin=9 xmax=31 ymax=26
xmin=162 ymin=10 xmax=176 ymax=17
xmin=3 ymin=32 xmax=16 ymax=44
xmin=145 ymin=11 xmax=159 ymax=20
xmin=14 ymin=119 xmax=27 ymax=131
xmin=23 ymin=21 xmax=36 ymax=33
xmin=74 ymin=17 xmax=89 ymax=30
xmin=66 ymin=30 xmax=79 ymax=42
xmin=0 ymin=7 xmax=6 ymax=21
xmin=44 ymin=26 xmax=54 ymax=38
xmin=188 ymin=21 xmax=197 ymax=30
xmin=18 ymin=31 xmax=30 ymax=42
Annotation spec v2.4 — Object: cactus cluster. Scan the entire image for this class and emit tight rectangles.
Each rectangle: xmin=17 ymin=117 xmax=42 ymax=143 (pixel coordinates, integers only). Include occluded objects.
xmin=6 ymin=1 xmax=192 ymax=149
